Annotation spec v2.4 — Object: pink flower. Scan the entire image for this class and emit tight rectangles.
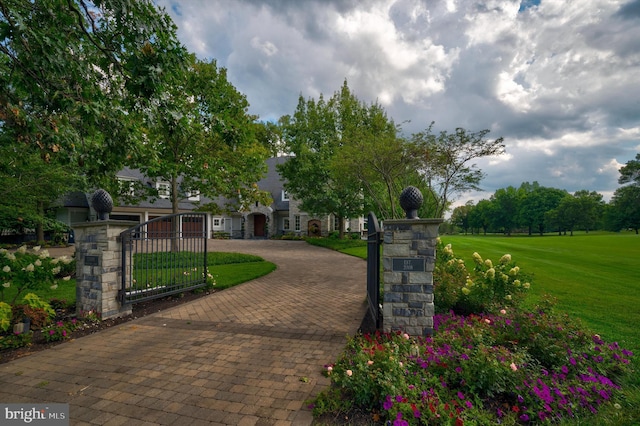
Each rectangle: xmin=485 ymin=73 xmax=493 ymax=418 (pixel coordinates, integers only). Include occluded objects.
xmin=346 ymin=370 xmax=353 ymax=377
xmin=403 ymin=333 xmax=410 ymax=339
xmin=500 ymin=309 xmax=507 ymax=315
xmin=510 ymin=362 xmax=518 ymax=371
xmin=367 ymin=360 xmax=374 ymax=365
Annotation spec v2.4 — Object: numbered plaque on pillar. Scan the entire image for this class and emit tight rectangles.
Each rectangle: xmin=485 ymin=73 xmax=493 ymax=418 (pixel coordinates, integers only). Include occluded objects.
xmin=391 ymin=257 xmax=425 ymax=272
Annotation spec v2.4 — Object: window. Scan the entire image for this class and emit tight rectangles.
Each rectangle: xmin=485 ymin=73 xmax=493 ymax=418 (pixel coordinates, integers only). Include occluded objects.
xmin=156 ymin=182 xmax=170 ymax=199
xmin=283 ymin=218 xmax=290 ymax=230
xmin=294 ymin=215 xmax=300 ymax=231
xmin=118 ymin=177 xmax=136 ymax=196
xmin=282 ymin=190 xmax=289 ymax=201
xmin=213 ymin=218 xmax=221 ymax=228
xmin=185 ymin=190 xmax=200 ymax=201
xmin=333 ymin=215 xmax=340 ymax=231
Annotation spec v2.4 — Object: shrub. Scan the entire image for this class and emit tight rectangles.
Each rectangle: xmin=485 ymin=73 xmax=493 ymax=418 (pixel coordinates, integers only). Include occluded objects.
xmin=0 ymin=331 xmax=33 ymax=350
xmin=42 ymin=319 xmax=81 ymax=342
xmin=0 ymin=246 xmax=73 ymax=303
xmin=433 ymin=240 xmax=531 ymax=315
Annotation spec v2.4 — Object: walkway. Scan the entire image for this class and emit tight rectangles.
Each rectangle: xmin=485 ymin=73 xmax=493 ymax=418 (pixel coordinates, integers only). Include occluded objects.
xmin=0 ymin=240 xmax=368 ymax=425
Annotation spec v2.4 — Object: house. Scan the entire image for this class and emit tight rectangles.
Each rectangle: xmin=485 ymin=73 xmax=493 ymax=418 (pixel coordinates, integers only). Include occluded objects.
xmin=55 ymin=157 xmax=365 ymax=239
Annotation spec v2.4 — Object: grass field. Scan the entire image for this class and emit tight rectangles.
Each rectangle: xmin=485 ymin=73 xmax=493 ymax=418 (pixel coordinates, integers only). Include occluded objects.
xmin=440 ymin=232 xmax=640 ymax=358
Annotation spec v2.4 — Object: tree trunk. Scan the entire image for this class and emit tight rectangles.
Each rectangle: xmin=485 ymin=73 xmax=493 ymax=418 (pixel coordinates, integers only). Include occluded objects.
xmin=36 ymin=201 xmax=45 ymax=243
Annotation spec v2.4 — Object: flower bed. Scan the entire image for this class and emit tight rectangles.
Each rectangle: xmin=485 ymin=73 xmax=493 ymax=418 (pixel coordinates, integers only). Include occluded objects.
xmin=311 ymin=242 xmax=635 ymax=425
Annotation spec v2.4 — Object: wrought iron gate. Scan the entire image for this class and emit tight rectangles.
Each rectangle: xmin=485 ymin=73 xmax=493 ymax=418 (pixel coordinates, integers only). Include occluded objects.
xmin=367 ymin=211 xmax=383 ymax=329
xmin=120 ymin=213 xmax=208 ymax=304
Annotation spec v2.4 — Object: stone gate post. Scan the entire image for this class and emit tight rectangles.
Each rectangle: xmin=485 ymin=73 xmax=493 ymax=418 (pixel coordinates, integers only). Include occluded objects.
xmin=73 ymin=220 xmax=137 ymax=320
xmin=382 ymin=187 xmax=443 ymax=337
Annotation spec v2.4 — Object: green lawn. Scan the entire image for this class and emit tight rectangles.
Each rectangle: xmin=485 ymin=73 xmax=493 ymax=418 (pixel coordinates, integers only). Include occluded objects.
xmin=440 ymin=232 xmax=640 ymax=357
xmin=3 ymin=251 xmax=274 ymax=306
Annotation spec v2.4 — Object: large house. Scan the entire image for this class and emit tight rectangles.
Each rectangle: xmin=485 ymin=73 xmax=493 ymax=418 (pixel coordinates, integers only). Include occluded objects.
xmin=56 ymin=157 xmax=365 ymax=239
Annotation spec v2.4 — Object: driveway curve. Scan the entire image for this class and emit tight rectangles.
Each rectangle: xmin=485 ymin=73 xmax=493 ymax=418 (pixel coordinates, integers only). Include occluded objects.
xmin=0 ymin=240 xmax=368 ymax=425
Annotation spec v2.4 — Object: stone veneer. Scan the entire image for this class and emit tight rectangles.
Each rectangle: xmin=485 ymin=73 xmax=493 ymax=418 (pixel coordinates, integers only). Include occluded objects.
xmin=382 ymin=218 xmax=443 ymax=337
xmin=72 ymin=220 xmax=137 ymax=319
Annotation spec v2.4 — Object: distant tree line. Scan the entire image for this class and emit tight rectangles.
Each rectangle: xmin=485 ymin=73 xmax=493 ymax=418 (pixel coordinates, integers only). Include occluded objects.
xmin=449 ymin=154 xmax=640 ymax=235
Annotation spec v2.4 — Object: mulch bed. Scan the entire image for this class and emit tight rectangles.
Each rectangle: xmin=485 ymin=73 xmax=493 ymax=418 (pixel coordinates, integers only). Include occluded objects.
xmin=0 ymin=290 xmax=213 ymax=365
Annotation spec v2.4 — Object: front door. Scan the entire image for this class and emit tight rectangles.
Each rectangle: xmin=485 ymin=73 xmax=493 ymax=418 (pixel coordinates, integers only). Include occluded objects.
xmin=254 ymin=214 xmax=266 ymax=237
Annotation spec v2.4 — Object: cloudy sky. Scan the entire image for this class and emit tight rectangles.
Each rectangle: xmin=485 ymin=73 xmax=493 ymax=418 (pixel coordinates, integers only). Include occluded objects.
xmin=155 ymin=0 xmax=640 ymax=207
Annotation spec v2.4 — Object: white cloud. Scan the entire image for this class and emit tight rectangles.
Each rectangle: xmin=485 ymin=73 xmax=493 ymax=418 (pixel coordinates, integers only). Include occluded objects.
xmin=156 ymin=0 xmax=640 ymax=208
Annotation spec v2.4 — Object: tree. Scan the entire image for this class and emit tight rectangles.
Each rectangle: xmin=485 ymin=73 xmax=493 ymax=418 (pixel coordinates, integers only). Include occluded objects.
xmin=490 ymin=186 xmax=520 ymax=235
xmin=329 ymin=82 xmax=426 ymax=220
xmin=140 ymin=57 xmax=271 ymax=217
xmin=469 ymin=199 xmax=493 ymax=235
xmin=278 ymin=85 xmax=367 ymax=238
xmin=618 ymin=153 xmax=640 ymax=186
xmin=518 ymin=183 xmax=567 ymax=235
xmin=608 ymin=153 xmax=640 ymax=233
xmin=573 ymin=190 xmax=605 ymax=232
xmin=412 ymin=125 xmax=505 ymax=218
xmin=0 ymin=144 xmax=84 ymax=241
xmin=608 ymin=185 xmax=640 ymax=233
xmin=0 ymin=0 xmax=188 ymax=188
xmin=450 ymin=202 xmax=474 ymax=234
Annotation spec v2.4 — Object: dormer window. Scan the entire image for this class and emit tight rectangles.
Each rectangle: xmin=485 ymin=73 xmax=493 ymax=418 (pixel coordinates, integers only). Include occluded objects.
xmin=185 ymin=190 xmax=200 ymax=201
xmin=282 ymin=190 xmax=289 ymax=201
xmin=156 ymin=182 xmax=170 ymax=199
xmin=118 ymin=177 xmax=136 ymax=196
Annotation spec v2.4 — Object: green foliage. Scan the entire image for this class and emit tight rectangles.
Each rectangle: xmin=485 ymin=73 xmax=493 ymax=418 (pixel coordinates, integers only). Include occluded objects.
xmin=278 ymin=82 xmax=373 ymax=234
xmin=434 ymin=240 xmax=531 ymax=315
xmin=21 ymin=293 xmax=55 ymax=319
xmin=139 ymin=56 xmax=271 ymax=215
xmin=0 ymin=331 xmax=32 ymax=350
xmin=411 ymin=125 xmax=505 ymax=218
xmin=42 ymin=319 xmax=82 ymax=343
xmin=0 ymin=246 xmax=73 ymax=304
xmin=314 ymin=306 xmax=635 ymax=425
xmin=0 ymin=0 xmax=188 ymax=190
xmin=0 ymin=301 xmax=11 ymax=332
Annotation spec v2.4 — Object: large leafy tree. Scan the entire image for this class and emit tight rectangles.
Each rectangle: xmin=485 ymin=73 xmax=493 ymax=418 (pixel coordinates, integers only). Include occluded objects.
xmin=490 ymin=186 xmax=520 ymax=235
xmin=412 ymin=125 xmax=505 ymax=218
xmin=608 ymin=153 xmax=640 ymax=233
xmin=1 ymin=0 xmax=187 ymax=229
xmin=329 ymin=82 xmax=426 ymax=220
xmin=140 ymin=57 xmax=271 ymax=215
xmin=518 ymin=182 xmax=568 ymax=235
xmin=278 ymin=85 xmax=366 ymax=238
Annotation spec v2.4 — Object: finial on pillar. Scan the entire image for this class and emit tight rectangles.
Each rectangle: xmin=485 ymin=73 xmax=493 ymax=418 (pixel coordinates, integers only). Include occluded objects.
xmin=399 ymin=186 xmax=423 ymax=219
xmin=91 ymin=189 xmax=113 ymax=220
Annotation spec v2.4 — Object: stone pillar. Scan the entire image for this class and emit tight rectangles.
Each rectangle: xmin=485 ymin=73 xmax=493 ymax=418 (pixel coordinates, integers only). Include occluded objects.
xmin=72 ymin=220 xmax=137 ymax=319
xmin=382 ymin=218 xmax=443 ymax=336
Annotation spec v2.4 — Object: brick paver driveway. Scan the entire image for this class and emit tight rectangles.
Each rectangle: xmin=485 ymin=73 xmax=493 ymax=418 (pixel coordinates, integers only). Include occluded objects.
xmin=0 ymin=240 xmax=367 ymax=425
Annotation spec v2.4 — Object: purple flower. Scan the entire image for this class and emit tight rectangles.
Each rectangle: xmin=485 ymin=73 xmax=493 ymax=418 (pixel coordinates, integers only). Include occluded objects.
xmin=395 ymin=395 xmax=404 ymax=403
xmin=520 ymin=413 xmax=530 ymax=421
xmin=393 ymin=412 xmax=409 ymax=426
xmin=465 ymin=400 xmax=473 ymax=409
xmin=383 ymin=395 xmax=393 ymax=410
xmin=457 ymin=391 xmax=465 ymax=400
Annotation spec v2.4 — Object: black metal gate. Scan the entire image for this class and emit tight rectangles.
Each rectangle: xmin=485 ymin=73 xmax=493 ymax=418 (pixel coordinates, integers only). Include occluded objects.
xmin=120 ymin=213 xmax=208 ymax=304
xmin=367 ymin=211 xmax=383 ymax=329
